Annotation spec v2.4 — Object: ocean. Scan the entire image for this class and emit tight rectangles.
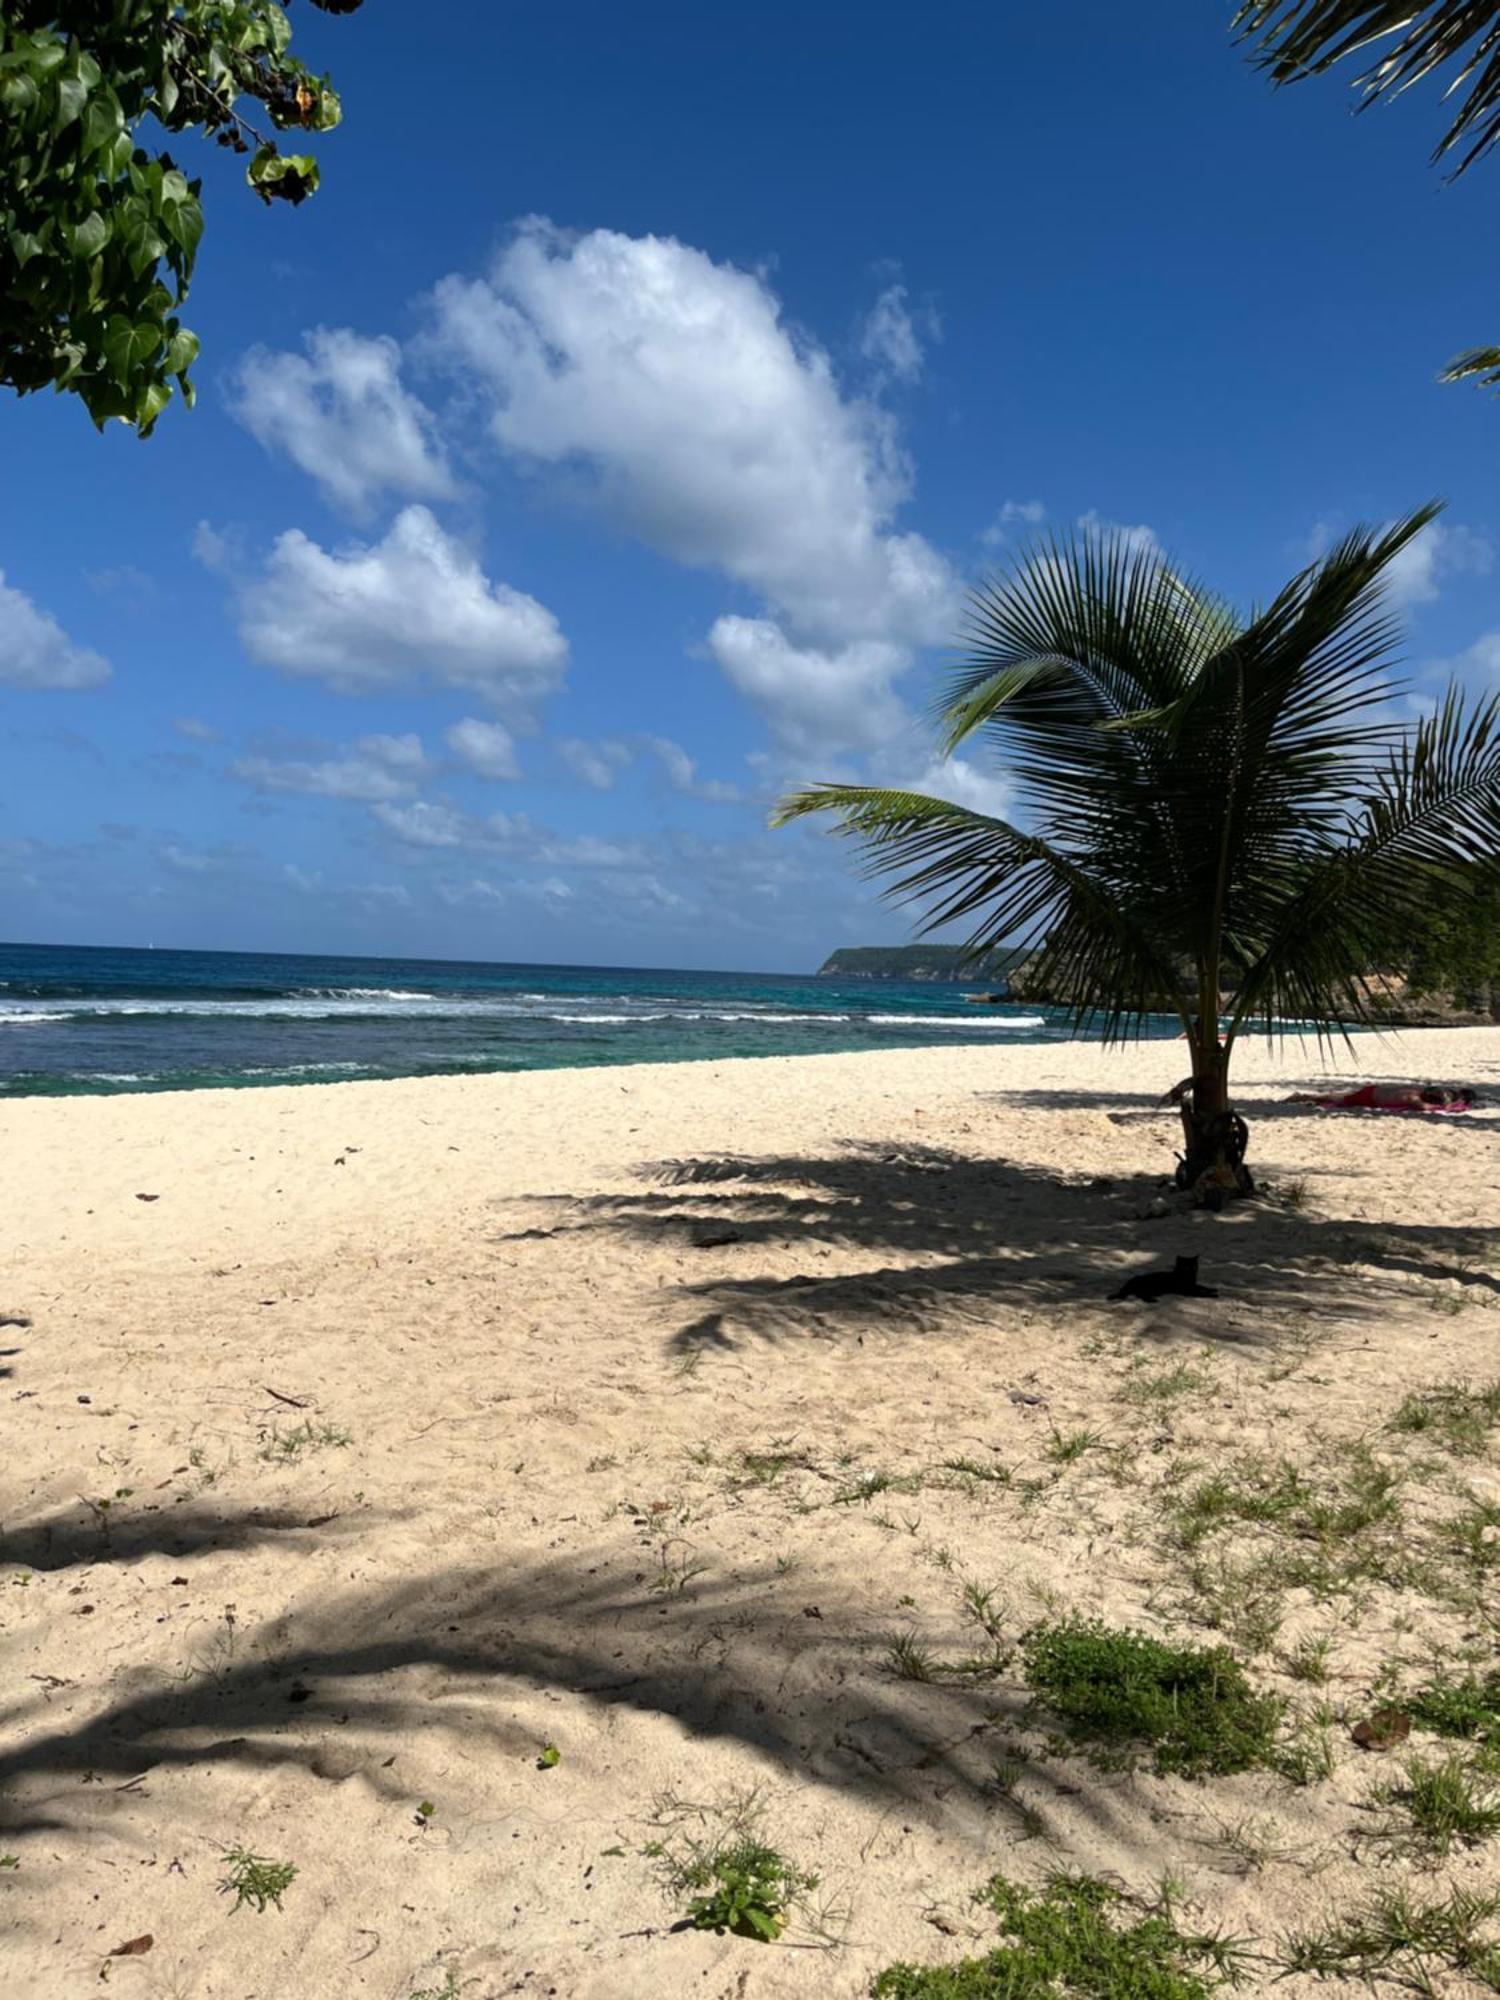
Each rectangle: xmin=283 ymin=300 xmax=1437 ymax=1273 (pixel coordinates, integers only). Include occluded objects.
xmin=0 ymin=940 xmax=1170 ymax=1098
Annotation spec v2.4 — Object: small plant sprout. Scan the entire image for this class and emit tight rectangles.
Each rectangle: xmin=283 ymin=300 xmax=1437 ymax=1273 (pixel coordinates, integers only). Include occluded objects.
xmin=680 ymin=1840 xmax=818 ymax=1941
xmin=257 ymin=1420 xmax=351 ymax=1464
xmin=219 ymin=1845 xmax=297 ymax=1913
xmin=536 ymin=1744 xmax=561 ymax=1770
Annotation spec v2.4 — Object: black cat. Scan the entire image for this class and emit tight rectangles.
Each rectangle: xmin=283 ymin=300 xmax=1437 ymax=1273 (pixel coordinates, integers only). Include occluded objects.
xmin=1108 ymin=1253 xmax=1218 ymax=1302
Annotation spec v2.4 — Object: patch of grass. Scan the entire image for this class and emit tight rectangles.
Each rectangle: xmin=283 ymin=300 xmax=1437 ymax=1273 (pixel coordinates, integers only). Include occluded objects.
xmin=257 ymin=1421 xmax=351 ymax=1465
xmin=1167 ymin=1445 xmax=1408 ymax=1599
xmin=1207 ymin=1814 xmax=1305 ymax=1875
xmin=1279 ymin=1884 xmax=1500 ymax=1989
xmin=1369 ymin=1749 xmax=1500 ymax=1855
xmin=1044 ymin=1427 xmax=1104 ymax=1465
xmin=1120 ymin=1362 xmax=1213 ymax=1407
xmin=834 ymin=1468 xmax=922 ymax=1505
xmin=737 ymin=1448 xmax=806 ymax=1485
xmin=1020 ymin=1620 xmax=1282 ymax=1777
xmin=650 ymin=1543 xmax=707 ymax=1595
xmin=1389 ymin=1379 xmax=1500 ymax=1456
xmin=1281 ymin=1635 xmax=1333 ymax=1684
xmin=934 ymin=1456 xmax=1013 ymax=1491
xmin=1180 ymin=1550 xmax=1286 ymax=1654
xmin=871 ymin=1872 xmax=1251 ymax=1999
xmin=219 ymin=1845 xmax=297 ymax=1913
xmin=409 ymin=1973 xmax=475 ymax=2000
xmin=1273 ymin=1716 xmax=1336 ymax=1788
xmin=960 ymin=1579 xmax=1007 ymax=1641
xmin=886 ymin=1632 xmax=939 ymax=1683
xmin=1442 ymin=1496 xmax=1500 ymax=1574
xmin=1408 ymin=1667 xmax=1500 ymax=1742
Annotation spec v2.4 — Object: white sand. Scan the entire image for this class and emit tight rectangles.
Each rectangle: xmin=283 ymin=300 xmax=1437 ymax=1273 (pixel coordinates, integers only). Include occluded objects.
xmin=2 ymin=1028 xmax=1498 ymax=1997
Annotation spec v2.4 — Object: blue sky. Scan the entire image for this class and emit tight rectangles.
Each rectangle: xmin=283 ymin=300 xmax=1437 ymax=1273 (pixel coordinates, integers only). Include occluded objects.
xmin=3 ymin=0 xmax=1498 ymax=972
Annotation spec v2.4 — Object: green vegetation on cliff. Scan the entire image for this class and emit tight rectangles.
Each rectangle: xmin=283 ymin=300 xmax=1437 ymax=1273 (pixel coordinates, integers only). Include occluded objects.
xmin=816 ymin=945 xmax=1029 ymax=982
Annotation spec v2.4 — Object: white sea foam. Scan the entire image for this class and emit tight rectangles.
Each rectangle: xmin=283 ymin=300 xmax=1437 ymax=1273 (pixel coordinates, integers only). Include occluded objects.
xmin=866 ymin=1014 xmax=1047 ymax=1029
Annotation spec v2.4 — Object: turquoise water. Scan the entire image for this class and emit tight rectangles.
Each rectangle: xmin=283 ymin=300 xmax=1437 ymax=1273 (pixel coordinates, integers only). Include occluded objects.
xmin=0 ymin=940 xmax=1170 ymax=1098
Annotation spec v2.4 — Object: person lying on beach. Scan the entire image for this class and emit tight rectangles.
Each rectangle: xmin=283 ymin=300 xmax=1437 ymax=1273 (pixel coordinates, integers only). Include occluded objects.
xmin=1287 ymin=1082 xmax=1479 ymax=1113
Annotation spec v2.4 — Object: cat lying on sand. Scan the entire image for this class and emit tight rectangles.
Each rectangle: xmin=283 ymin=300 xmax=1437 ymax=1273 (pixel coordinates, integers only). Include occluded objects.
xmin=1109 ymin=1254 xmax=1219 ymax=1302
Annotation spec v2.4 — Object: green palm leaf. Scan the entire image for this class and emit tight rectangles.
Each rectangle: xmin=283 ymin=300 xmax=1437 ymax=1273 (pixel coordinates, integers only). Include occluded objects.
xmin=1236 ymin=2 xmax=1500 ymax=177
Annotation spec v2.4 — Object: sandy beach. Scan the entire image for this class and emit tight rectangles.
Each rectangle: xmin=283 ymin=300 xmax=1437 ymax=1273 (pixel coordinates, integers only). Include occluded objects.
xmin=2 ymin=1027 xmax=1499 ymax=1998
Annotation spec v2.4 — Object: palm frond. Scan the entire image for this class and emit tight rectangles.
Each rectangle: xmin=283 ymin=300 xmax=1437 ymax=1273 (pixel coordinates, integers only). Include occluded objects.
xmin=772 ymin=784 xmax=1191 ymax=1039
xmin=1236 ymin=2 xmax=1500 ymax=177
xmin=1228 ymin=684 xmax=1500 ymax=1035
xmin=1441 ymin=343 xmax=1500 ymax=389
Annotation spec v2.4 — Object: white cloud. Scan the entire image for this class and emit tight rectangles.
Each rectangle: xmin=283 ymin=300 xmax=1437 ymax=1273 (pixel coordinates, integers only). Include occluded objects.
xmin=0 ymin=572 xmax=111 ymax=689
xmin=1384 ymin=520 xmax=1492 ymax=608
xmin=228 ymin=328 xmax=455 ymax=516
xmin=859 ymin=283 xmax=931 ymax=383
xmin=446 ymin=716 xmax=520 ymax=780
xmin=1077 ymin=509 xmax=1161 ymax=559
xmin=888 ymin=755 xmax=1011 ymax=819
xmin=225 ymin=505 xmax=567 ymax=718
xmin=371 ymin=799 xmax=470 ymax=847
xmin=173 ymin=716 xmax=219 ymax=742
xmin=980 ymin=499 xmax=1046 ymax=549
xmin=233 ymin=732 xmax=429 ymax=803
xmin=558 ymin=736 xmax=632 ymax=789
xmin=640 ymin=734 xmax=741 ymax=803
xmin=707 ymin=616 xmax=910 ymax=757
xmin=430 ymin=222 xmax=959 ymax=754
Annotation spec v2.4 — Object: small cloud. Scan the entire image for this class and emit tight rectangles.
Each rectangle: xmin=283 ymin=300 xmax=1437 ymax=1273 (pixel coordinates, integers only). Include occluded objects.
xmin=231 ymin=733 xmax=430 ymax=803
xmin=858 ymin=282 xmax=936 ymax=384
xmin=227 ymin=327 xmax=455 ymax=517
xmin=173 ymin=716 xmax=219 ymax=742
xmin=1077 ymin=509 xmax=1161 ymax=559
xmin=191 ymin=520 xmax=238 ymax=573
xmin=640 ymin=734 xmax=741 ymax=803
xmin=0 ymin=571 xmax=111 ymax=689
xmin=225 ymin=506 xmax=567 ymax=720
xmin=86 ymin=563 xmax=156 ymax=609
xmin=446 ymin=716 xmax=520 ymax=780
xmin=980 ymin=499 xmax=1046 ymax=549
xmin=371 ymin=799 xmax=469 ymax=847
xmin=558 ymin=736 xmax=632 ymax=789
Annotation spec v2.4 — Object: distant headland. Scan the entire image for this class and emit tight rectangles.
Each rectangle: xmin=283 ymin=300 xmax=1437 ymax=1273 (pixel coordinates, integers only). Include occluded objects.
xmin=816 ymin=945 xmax=1030 ymax=983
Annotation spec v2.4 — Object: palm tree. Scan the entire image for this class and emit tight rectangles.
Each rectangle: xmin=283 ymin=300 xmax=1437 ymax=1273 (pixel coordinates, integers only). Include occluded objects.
xmin=774 ymin=508 xmax=1500 ymax=1201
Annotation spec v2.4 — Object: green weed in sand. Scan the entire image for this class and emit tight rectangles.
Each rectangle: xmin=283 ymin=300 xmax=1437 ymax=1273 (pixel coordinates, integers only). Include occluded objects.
xmin=219 ymin=1845 xmax=297 ymax=1913
xmin=1021 ymin=1620 xmax=1281 ymax=1777
xmin=1279 ymin=1884 xmax=1500 ymax=1988
xmin=871 ymin=1872 xmax=1251 ymax=1998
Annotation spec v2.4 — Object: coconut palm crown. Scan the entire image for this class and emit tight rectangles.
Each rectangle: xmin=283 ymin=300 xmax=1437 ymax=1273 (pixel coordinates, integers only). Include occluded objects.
xmin=774 ymin=506 xmax=1500 ymax=1197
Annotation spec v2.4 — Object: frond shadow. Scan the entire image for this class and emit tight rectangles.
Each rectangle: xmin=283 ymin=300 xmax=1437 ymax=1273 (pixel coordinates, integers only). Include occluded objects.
xmin=0 ymin=1549 xmax=1152 ymax=1858
xmin=0 ymin=1502 xmax=375 ymax=1574
xmin=495 ymin=1142 xmax=1498 ymax=1354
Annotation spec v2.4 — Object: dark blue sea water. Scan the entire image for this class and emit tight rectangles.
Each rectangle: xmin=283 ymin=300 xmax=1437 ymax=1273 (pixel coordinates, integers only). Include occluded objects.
xmin=0 ymin=940 xmax=1162 ymax=1098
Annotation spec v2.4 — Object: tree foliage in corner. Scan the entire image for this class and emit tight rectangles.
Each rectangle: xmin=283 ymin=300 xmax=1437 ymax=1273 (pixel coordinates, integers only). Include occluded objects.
xmin=2 ymin=1 xmax=363 ymax=436
xmin=1235 ymin=4 xmax=1500 ymax=389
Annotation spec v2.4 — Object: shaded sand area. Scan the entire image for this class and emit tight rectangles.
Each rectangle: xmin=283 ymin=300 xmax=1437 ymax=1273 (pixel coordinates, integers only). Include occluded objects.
xmin=2 ymin=1029 xmax=1499 ymax=1997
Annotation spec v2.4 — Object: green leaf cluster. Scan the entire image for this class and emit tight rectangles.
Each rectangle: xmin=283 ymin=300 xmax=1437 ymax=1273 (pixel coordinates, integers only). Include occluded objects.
xmin=872 ymin=1872 xmax=1250 ymax=1999
xmin=1020 ymin=1618 xmax=1283 ymax=1777
xmin=681 ymin=1838 xmax=817 ymax=1942
xmin=2 ymin=2 xmax=360 ymax=434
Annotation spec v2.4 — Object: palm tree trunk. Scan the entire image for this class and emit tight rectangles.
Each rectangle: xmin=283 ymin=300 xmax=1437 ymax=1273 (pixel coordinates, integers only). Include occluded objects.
xmin=1175 ymin=1030 xmax=1254 ymax=1204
